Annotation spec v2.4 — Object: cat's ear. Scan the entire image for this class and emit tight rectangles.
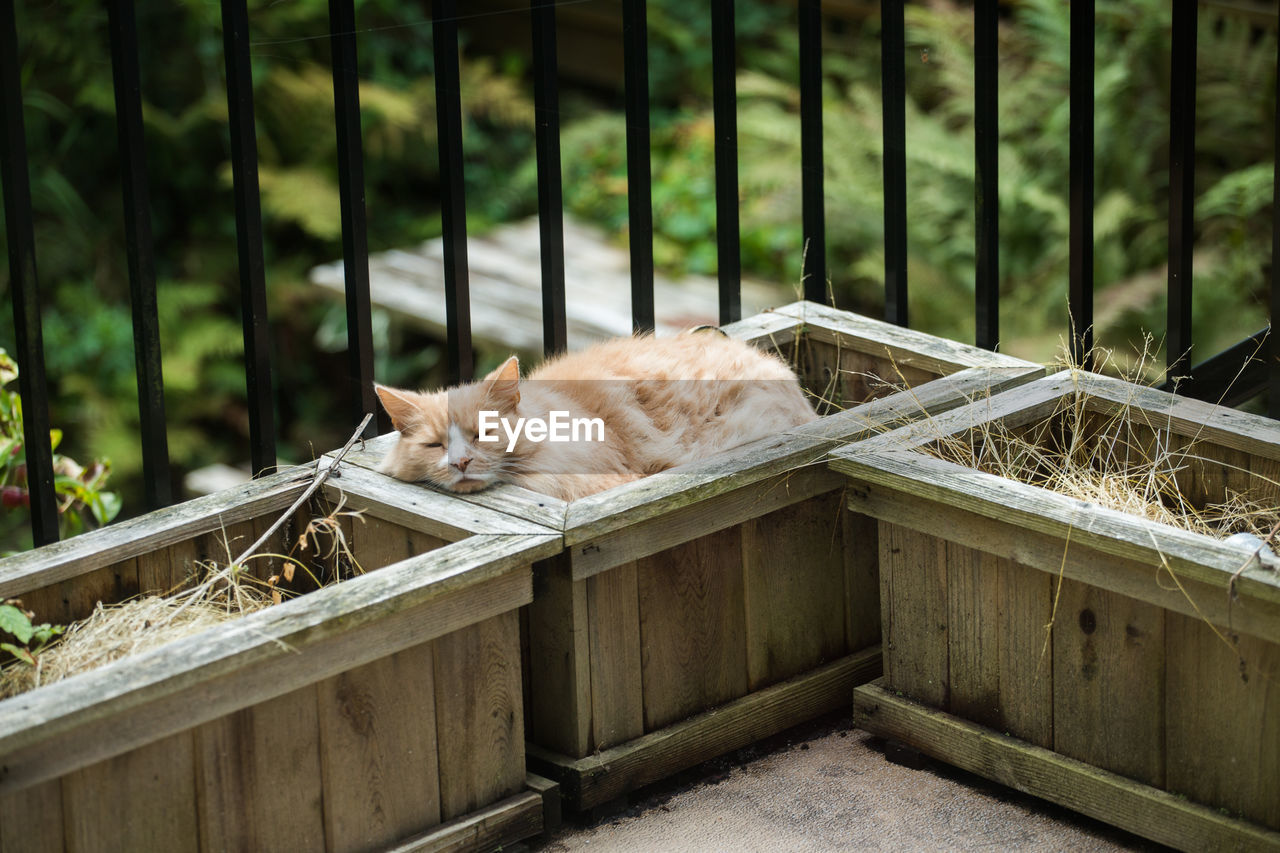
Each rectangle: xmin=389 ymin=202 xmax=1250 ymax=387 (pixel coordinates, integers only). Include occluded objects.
xmin=483 ymin=356 xmax=521 ymax=410
xmin=374 ymin=384 xmax=424 ymax=435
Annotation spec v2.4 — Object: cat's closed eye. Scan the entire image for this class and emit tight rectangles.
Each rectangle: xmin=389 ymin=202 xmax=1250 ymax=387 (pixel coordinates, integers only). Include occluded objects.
xmin=424 ymin=441 xmax=442 ymax=448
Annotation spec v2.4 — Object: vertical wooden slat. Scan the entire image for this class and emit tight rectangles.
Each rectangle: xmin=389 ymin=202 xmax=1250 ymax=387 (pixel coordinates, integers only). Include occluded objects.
xmin=531 ymin=0 xmax=567 ymax=357
xmin=317 ymin=642 xmax=442 ymax=851
xmin=879 ymin=523 xmax=947 ymax=707
xmin=997 ymin=558 xmax=1053 ymax=749
xmin=0 ymin=0 xmax=58 ymax=546
xmin=433 ymin=611 xmax=525 ymax=821
xmin=195 ymin=686 xmax=326 ymax=851
xmin=742 ymin=494 xmax=846 ymax=691
xmin=623 ymin=0 xmax=655 ymax=334
xmin=107 ymin=0 xmax=173 ymax=510
xmin=1052 ymin=580 xmax=1165 ymax=788
xmin=637 ymin=527 xmax=748 ymax=731
xmin=328 ymin=0 xmax=381 ymax=437
xmin=1166 ymin=614 xmax=1280 ymax=829
xmin=432 ymin=0 xmax=474 ymax=383
xmin=1069 ymin=0 xmax=1095 ymax=369
xmin=1167 ymin=0 xmax=1197 ymax=379
xmin=881 ymin=0 xmax=908 ymax=328
xmin=586 ymin=562 xmax=644 ymax=751
xmin=62 ymin=732 xmax=198 ymax=852
xmin=798 ymin=0 xmax=826 ymax=303
xmin=711 ymin=0 xmax=741 ymax=325
xmin=221 ymin=0 xmax=278 ymax=477
xmin=945 ymin=542 xmax=1000 ymax=730
xmin=842 ymin=510 xmax=881 ymax=651
xmin=973 ymin=0 xmax=998 ymax=351
xmin=0 ymin=779 xmax=63 ymax=852
xmin=526 ymin=555 xmax=591 ymax=758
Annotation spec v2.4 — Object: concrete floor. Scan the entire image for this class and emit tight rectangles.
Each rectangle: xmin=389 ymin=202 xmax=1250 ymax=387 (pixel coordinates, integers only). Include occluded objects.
xmin=531 ymin=714 xmax=1170 ymax=852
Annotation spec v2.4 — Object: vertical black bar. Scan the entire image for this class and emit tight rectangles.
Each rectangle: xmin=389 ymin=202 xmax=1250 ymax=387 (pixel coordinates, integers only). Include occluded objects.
xmin=711 ymin=0 xmax=740 ymax=325
xmin=798 ymin=0 xmax=826 ymax=304
xmin=0 ymin=0 xmax=57 ymax=545
xmin=1068 ymin=0 xmax=1095 ymax=370
xmin=221 ymin=0 xmax=277 ymax=476
xmin=433 ymin=0 xmax=473 ymax=382
xmin=881 ymin=0 xmax=908 ymax=327
xmin=1271 ymin=25 xmax=1280 ymax=419
xmin=973 ymin=0 xmax=998 ymax=350
xmin=531 ymin=0 xmax=567 ymax=356
xmin=623 ymin=0 xmax=655 ymax=334
xmin=1167 ymin=1 xmax=1197 ymax=380
xmin=329 ymin=0 xmax=380 ymax=436
xmin=107 ymin=0 xmax=173 ymax=509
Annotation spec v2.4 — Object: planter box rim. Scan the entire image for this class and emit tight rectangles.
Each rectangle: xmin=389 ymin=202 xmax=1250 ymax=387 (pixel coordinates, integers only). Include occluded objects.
xmin=0 ymin=530 xmax=559 ymax=794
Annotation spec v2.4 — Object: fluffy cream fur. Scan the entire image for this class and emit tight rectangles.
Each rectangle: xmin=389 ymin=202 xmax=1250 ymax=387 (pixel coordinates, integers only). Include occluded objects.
xmin=374 ymin=332 xmax=816 ymax=501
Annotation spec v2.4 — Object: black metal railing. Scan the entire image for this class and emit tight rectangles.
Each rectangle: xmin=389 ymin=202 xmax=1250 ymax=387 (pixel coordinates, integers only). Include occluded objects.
xmin=1 ymin=0 xmax=1277 ymax=547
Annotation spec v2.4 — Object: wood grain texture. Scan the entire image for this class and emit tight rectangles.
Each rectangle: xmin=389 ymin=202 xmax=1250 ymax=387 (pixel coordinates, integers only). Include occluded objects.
xmin=803 ymin=336 xmax=845 ymax=415
xmin=880 ymin=523 xmax=948 ymax=708
xmin=317 ymin=642 xmax=442 ymax=851
xmin=1166 ymin=613 xmax=1280 ymax=829
xmin=195 ymin=686 xmax=325 ymax=852
xmin=433 ymin=611 xmax=525 ymax=821
xmin=997 ymin=558 xmax=1054 ymax=748
xmin=836 ymin=452 xmax=1280 ymax=642
xmin=525 ymin=555 xmax=591 ymax=758
xmin=351 ymin=514 xmax=447 ymax=574
xmin=637 ymin=527 xmax=749 ymax=731
xmin=586 ymin=562 xmax=644 ymax=751
xmin=842 ymin=510 xmax=881 ymax=652
xmin=1052 ymin=580 xmax=1166 ymax=788
xmin=530 ymin=649 xmax=881 ymax=810
xmin=62 ymin=731 xmax=198 ymax=853
xmin=0 ymin=535 xmax=551 ymax=795
xmin=742 ymin=492 xmax=847 ymax=690
xmin=0 ymin=779 xmax=62 ymax=853
xmin=854 ymin=680 xmax=1280 ymax=852
xmin=945 ymin=542 xmax=1001 ymax=731
xmin=385 ymin=790 xmax=543 ymax=853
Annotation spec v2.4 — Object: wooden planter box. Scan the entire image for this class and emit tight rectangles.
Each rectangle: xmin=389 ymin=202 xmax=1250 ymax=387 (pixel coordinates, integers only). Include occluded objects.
xmin=342 ymin=301 xmax=1043 ymax=810
xmin=0 ymin=463 xmax=562 ymax=853
xmin=830 ymin=371 xmax=1280 ymax=851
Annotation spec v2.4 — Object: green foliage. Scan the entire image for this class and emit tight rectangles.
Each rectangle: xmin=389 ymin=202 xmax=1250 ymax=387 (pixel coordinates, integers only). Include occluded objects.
xmin=0 ymin=602 xmax=64 ymax=668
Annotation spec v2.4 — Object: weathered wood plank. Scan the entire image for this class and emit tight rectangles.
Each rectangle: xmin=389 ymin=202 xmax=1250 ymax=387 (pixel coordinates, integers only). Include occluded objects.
xmin=586 ymin=562 xmax=644 ymax=751
xmin=384 ymin=790 xmax=543 ymax=853
xmin=742 ymin=492 xmax=847 ymax=690
xmin=802 ymin=336 xmax=845 ymax=415
xmin=525 ymin=555 xmax=591 ymax=758
xmin=433 ymin=611 xmax=525 ymax=822
xmin=945 ymin=541 xmax=1001 ymax=731
xmin=773 ymin=301 xmax=1039 ymax=373
xmin=835 ymin=451 xmax=1280 ymax=633
xmin=351 ymin=514 xmax=447 ymax=574
xmin=328 ymin=434 xmax=569 ymax=531
xmin=637 ymin=527 xmax=749 ymax=731
xmin=880 ymin=523 xmax=948 ymax=708
xmin=0 ymin=534 xmax=555 ymax=794
xmin=63 ymin=731 xmax=198 ymax=852
xmin=1166 ymin=613 xmax=1280 ymax=830
xmin=845 ymin=479 xmax=1280 ymax=646
xmin=842 ymin=510 xmax=881 ymax=651
xmin=0 ymin=779 xmax=62 ymax=853
xmin=317 ymin=641 xmax=442 ymax=851
xmin=997 ymin=558 xmax=1054 ymax=749
xmin=1052 ymin=580 xmax=1165 ymax=788
xmin=529 ymin=649 xmax=881 ymax=810
xmin=566 ymin=363 xmax=1044 ymax=547
xmin=0 ymin=468 xmax=308 ymax=597
xmin=853 ymin=680 xmax=1280 ymax=853
xmin=569 ymin=466 xmax=842 ymax=579
xmin=195 ymin=687 xmax=325 ymax=852
xmin=718 ymin=308 xmax=801 ymax=350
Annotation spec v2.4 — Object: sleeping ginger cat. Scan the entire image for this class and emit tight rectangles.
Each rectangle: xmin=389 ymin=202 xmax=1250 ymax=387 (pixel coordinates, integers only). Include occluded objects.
xmin=375 ymin=330 xmax=816 ymax=501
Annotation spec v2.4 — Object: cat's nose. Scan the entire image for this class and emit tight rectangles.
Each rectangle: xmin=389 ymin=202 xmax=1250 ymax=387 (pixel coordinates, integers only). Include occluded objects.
xmin=454 ymin=456 xmax=471 ymax=473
